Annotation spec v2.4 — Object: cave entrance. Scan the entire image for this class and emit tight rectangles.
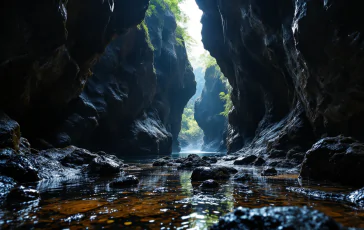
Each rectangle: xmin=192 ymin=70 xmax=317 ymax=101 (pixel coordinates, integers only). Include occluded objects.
xmin=176 ymin=0 xmax=232 ymax=153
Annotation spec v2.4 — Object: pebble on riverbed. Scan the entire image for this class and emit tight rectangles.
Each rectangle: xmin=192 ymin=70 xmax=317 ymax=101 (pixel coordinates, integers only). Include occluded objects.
xmin=261 ymin=167 xmax=278 ymax=176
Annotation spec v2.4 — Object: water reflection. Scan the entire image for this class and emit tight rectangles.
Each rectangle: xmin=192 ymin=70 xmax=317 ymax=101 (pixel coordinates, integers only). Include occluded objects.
xmin=0 ymin=158 xmax=364 ymax=229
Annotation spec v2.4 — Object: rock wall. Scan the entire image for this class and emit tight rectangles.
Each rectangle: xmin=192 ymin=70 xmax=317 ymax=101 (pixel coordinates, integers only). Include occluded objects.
xmin=0 ymin=0 xmax=195 ymax=155
xmin=196 ymin=0 xmax=364 ymax=171
xmin=195 ymin=66 xmax=227 ymax=151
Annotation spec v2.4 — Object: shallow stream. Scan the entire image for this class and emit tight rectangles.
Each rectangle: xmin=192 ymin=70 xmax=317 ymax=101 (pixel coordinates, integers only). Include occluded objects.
xmin=1 ymin=151 xmax=363 ymax=229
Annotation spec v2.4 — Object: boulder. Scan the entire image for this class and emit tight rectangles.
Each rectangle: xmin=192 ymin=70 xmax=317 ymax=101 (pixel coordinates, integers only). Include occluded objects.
xmin=86 ymin=156 xmax=123 ymax=176
xmin=234 ymin=155 xmax=258 ymax=165
xmin=300 ymin=136 xmax=364 ymax=186
xmin=191 ymin=166 xmax=237 ymax=181
xmin=211 ymin=206 xmax=345 ymax=230
xmin=177 ymin=154 xmax=210 ymax=169
xmin=0 ymin=176 xmax=16 ymax=200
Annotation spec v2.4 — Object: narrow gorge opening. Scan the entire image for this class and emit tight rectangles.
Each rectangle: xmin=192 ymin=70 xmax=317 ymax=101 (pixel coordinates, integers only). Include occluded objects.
xmin=1 ymin=0 xmax=364 ymax=229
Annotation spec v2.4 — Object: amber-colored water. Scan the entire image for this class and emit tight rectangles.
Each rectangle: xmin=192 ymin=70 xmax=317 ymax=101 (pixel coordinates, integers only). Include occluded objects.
xmin=0 ymin=152 xmax=363 ymax=229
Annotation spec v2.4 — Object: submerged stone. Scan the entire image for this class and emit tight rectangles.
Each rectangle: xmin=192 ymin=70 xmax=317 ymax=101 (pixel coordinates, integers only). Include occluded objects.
xmin=211 ymin=206 xmax=345 ymax=230
xmin=191 ymin=166 xmax=237 ymax=181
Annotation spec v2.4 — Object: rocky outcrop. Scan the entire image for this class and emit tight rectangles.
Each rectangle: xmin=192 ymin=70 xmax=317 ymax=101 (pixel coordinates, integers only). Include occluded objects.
xmin=0 ymin=1 xmax=195 ymax=155
xmin=211 ymin=206 xmax=347 ymax=230
xmin=195 ymin=66 xmax=227 ymax=151
xmin=300 ymin=136 xmax=364 ymax=186
xmin=196 ymin=0 xmax=364 ymax=173
xmin=0 ymin=0 xmax=149 ymax=146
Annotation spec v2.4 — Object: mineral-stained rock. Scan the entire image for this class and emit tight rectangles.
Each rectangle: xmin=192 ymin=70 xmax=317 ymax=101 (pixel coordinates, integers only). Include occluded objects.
xmin=300 ymin=136 xmax=364 ymax=186
xmin=199 ymin=179 xmax=219 ymax=189
xmin=178 ymin=154 xmax=210 ymax=170
xmin=211 ymin=206 xmax=345 ymax=230
xmin=7 ymin=186 xmax=40 ymax=203
xmin=261 ymin=167 xmax=278 ymax=176
xmin=234 ymin=155 xmax=258 ymax=165
xmin=109 ymin=175 xmax=139 ymax=188
xmin=0 ymin=112 xmax=20 ymax=150
xmin=191 ymin=166 xmax=237 ymax=181
xmin=86 ymin=156 xmax=123 ymax=176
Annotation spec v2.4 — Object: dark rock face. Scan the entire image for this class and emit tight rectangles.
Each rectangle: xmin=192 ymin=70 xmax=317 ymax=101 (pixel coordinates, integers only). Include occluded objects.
xmin=191 ymin=166 xmax=237 ymax=181
xmin=211 ymin=206 xmax=345 ymax=230
xmin=0 ymin=1 xmax=194 ymax=156
xmin=196 ymin=0 xmax=364 ymax=172
xmin=234 ymin=155 xmax=257 ymax=165
xmin=195 ymin=66 xmax=227 ymax=151
xmin=300 ymin=136 xmax=364 ymax=186
xmin=0 ymin=0 xmax=150 ymax=147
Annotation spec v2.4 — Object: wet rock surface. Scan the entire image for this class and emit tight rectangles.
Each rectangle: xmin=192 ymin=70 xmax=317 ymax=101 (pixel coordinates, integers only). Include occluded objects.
xmin=202 ymin=156 xmax=218 ymax=164
xmin=261 ymin=167 xmax=278 ymax=176
xmin=0 ymin=112 xmax=20 ymax=150
xmin=86 ymin=156 xmax=123 ymax=176
xmin=191 ymin=166 xmax=237 ymax=181
xmin=109 ymin=175 xmax=139 ymax=188
xmin=211 ymin=206 xmax=346 ymax=230
xmin=199 ymin=179 xmax=219 ymax=189
xmin=234 ymin=155 xmax=258 ymax=165
xmin=300 ymin=136 xmax=364 ymax=186
xmin=287 ymin=186 xmax=364 ymax=208
xmin=7 ymin=186 xmax=40 ymax=203
xmin=0 ymin=176 xmax=16 ymax=200
xmin=178 ymin=154 xmax=211 ymax=170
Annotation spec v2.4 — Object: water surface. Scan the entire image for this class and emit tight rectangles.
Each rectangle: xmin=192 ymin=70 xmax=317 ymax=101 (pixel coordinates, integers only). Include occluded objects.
xmin=1 ymin=152 xmax=363 ymax=229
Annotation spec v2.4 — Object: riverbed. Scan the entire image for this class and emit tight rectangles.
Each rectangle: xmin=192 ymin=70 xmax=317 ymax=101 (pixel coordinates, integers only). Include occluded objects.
xmin=0 ymin=152 xmax=363 ymax=229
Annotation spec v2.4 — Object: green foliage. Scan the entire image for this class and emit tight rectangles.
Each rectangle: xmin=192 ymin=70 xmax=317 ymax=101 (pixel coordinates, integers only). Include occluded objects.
xmin=219 ymin=89 xmax=233 ymax=118
xmin=198 ymin=51 xmax=219 ymax=71
xmin=137 ymin=21 xmax=154 ymax=51
xmin=146 ymin=0 xmax=195 ymax=48
xmin=180 ymin=105 xmax=203 ymax=143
